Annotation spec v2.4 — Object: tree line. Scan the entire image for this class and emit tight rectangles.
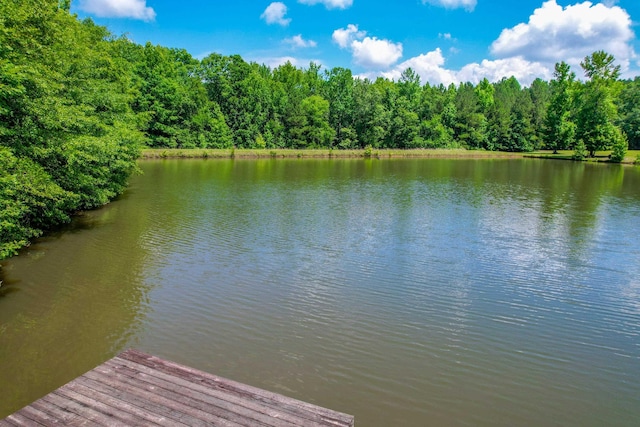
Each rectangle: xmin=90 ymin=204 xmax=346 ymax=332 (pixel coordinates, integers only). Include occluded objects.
xmin=131 ymin=48 xmax=639 ymax=157
xmin=1 ymin=0 xmax=639 ymax=259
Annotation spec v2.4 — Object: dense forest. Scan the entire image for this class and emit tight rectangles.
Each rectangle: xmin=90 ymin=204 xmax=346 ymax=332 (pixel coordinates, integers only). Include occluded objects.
xmin=1 ymin=0 xmax=639 ymax=259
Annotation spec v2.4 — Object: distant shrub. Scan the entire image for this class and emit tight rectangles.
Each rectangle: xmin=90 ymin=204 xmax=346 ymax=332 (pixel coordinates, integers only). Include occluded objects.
xmin=572 ymin=140 xmax=588 ymax=160
xmin=609 ymin=132 xmax=628 ymax=163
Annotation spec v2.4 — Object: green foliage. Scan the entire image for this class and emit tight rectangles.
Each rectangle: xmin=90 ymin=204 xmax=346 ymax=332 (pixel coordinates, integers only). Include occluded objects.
xmin=609 ymin=131 xmax=628 ymax=163
xmin=254 ymin=134 xmax=266 ymax=149
xmin=576 ymin=51 xmax=625 ymax=157
xmin=0 ymin=3 xmax=634 ymax=259
xmin=0 ymin=0 xmax=141 ymax=259
xmin=544 ymin=62 xmax=576 ymax=153
xmin=618 ymin=77 xmax=640 ymax=149
xmin=573 ymin=140 xmax=588 ymax=160
xmin=0 ymin=147 xmax=75 ymax=258
xmin=293 ymin=95 xmax=335 ymax=147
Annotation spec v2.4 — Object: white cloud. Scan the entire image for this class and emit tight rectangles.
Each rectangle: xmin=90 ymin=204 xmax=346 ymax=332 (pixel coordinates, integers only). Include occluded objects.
xmin=358 ymin=49 xmax=551 ymax=87
xmin=377 ymin=49 xmax=457 ymax=85
xmin=285 ymin=35 xmax=317 ymax=48
xmin=333 ymin=25 xmax=402 ymax=69
xmin=491 ymin=0 xmax=636 ymax=73
xmin=261 ymin=2 xmax=291 ymax=26
xmin=78 ymin=0 xmax=155 ymax=21
xmin=347 ymin=1 xmax=639 ymax=86
xmin=422 ymin=0 xmax=477 ymax=12
xmin=332 ymin=24 xmax=366 ymax=48
xmin=352 ymin=37 xmax=403 ymax=68
xmin=457 ymin=57 xmax=551 ymax=85
xmin=298 ymin=0 xmax=353 ymax=9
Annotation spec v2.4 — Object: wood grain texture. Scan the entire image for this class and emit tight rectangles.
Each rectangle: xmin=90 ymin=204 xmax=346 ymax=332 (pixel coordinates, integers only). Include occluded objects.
xmin=1 ymin=349 xmax=354 ymax=427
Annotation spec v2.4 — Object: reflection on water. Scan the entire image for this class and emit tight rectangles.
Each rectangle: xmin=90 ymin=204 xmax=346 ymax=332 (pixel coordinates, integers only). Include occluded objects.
xmin=1 ymin=158 xmax=640 ymax=426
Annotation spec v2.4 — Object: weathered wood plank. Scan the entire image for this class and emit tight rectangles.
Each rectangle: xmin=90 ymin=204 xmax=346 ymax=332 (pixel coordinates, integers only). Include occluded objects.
xmin=40 ymin=391 xmax=127 ymax=427
xmin=86 ymin=368 xmax=250 ymax=427
xmin=58 ymin=381 xmax=170 ymax=426
xmin=119 ymin=349 xmax=354 ymax=427
xmin=86 ymin=363 xmax=265 ymax=427
xmin=6 ymin=404 xmax=59 ymax=426
xmin=78 ymin=374 xmax=231 ymax=427
xmin=2 ymin=349 xmax=355 ymax=427
xmin=29 ymin=398 xmax=91 ymax=426
xmin=53 ymin=386 xmax=159 ymax=426
xmin=0 ymin=411 xmax=44 ymax=427
xmin=103 ymin=358 xmax=311 ymax=427
xmin=71 ymin=376 xmax=192 ymax=427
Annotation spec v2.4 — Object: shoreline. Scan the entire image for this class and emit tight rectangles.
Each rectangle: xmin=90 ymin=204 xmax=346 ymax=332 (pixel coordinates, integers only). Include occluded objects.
xmin=140 ymin=148 xmax=640 ymax=164
xmin=140 ymin=148 xmax=527 ymax=160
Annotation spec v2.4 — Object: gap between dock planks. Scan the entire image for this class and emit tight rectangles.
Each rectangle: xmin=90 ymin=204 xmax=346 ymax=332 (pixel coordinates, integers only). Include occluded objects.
xmin=1 ymin=349 xmax=354 ymax=427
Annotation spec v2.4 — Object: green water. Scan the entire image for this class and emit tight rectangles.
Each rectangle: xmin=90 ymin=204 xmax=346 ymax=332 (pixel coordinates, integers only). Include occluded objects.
xmin=2 ymin=158 xmax=640 ymax=426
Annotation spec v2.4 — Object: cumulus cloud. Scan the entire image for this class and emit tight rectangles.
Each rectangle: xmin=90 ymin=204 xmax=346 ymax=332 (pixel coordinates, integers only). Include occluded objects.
xmin=356 ymin=0 xmax=638 ymax=86
xmin=332 ymin=24 xmax=366 ymax=49
xmin=285 ymin=35 xmax=317 ymax=48
xmin=77 ymin=0 xmax=155 ymax=21
xmin=298 ymin=0 xmax=353 ymax=9
xmin=333 ymin=25 xmax=403 ymax=69
xmin=358 ymin=48 xmax=551 ymax=87
xmin=422 ymin=0 xmax=477 ymax=12
xmin=377 ymin=49 xmax=457 ymax=85
xmin=457 ymin=57 xmax=551 ymax=85
xmin=261 ymin=2 xmax=291 ymax=26
xmin=491 ymin=0 xmax=636 ymax=72
xmin=351 ymin=37 xmax=403 ymax=68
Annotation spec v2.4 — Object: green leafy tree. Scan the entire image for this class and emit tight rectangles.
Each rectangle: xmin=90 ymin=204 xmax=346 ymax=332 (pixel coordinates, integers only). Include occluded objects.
xmin=297 ymin=95 xmax=335 ymax=147
xmin=417 ymin=83 xmax=456 ymax=148
xmin=323 ymin=67 xmax=355 ymax=147
xmin=352 ymin=78 xmax=388 ymax=148
xmin=610 ymin=131 xmax=628 ymax=163
xmin=544 ymin=62 xmax=576 ymax=153
xmin=487 ymin=77 xmax=519 ymax=151
xmin=508 ymin=90 xmax=536 ymax=152
xmin=528 ymin=78 xmax=550 ymax=149
xmin=573 ymin=139 xmax=588 ymax=160
xmin=0 ymin=0 xmax=141 ymax=257
xmin=454 ymin=83 xmax=488 ymax=149
xmin=576 ymin=51 xmax=626 ymax=157
xmin=617 ymin=77 xmax=640 ymax=149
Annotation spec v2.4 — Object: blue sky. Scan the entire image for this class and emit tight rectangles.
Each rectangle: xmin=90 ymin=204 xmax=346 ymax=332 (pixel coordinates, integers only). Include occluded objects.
xmin=73 ymin=0 xmax=640 ymax=85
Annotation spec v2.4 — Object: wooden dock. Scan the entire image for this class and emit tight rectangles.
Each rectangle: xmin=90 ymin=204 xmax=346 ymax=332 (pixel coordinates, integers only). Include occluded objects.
xmin=1 ymin=349 xmax=354 ymax=426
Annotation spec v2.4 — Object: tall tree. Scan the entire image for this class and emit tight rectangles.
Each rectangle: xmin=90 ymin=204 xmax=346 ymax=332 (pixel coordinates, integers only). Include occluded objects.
xmin=454 ymin=82 xmax=488 ymax=149
xmin=544 ymin=62 xmax=576 ymax=153
xmin=323 ymin=67 xmax=355 ymax=147
xmin=617 ymin=77 xmax=640 ymax=149
xmin=528 ymin=78 xmax=550 ymax=149
xmin=575 ymin=51 xmax=627 ymax=158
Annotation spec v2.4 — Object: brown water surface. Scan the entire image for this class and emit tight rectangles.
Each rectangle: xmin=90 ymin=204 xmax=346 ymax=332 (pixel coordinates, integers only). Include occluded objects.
xmin=1 ymin=158 xmax=640 ymax=426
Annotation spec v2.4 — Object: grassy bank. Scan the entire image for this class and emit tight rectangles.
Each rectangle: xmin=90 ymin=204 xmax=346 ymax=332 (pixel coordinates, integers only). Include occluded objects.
xmin=524 ymin=150 xmax=640 ymax=165
xmin=140 ymin=148 xmax=529 ymax=160
xmin=141 ymin=148 xmax=640 ymax=164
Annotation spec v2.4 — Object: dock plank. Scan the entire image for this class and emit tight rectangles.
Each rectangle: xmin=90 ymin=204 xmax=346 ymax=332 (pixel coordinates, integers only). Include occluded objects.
xmin=97 ymin=360 xmax=300 ymax=427
xmin=103 ymin=358 xmax=320 ymax=426
xmin=120 ymin=349 xmax=353 ymax=426
xmin=2 ymin=349 xmax=354 ymax=427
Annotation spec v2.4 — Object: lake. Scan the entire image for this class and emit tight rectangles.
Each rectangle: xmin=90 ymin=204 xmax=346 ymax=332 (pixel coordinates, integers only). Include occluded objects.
xmin=1 ymin=158 xmax=639 ymax=426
